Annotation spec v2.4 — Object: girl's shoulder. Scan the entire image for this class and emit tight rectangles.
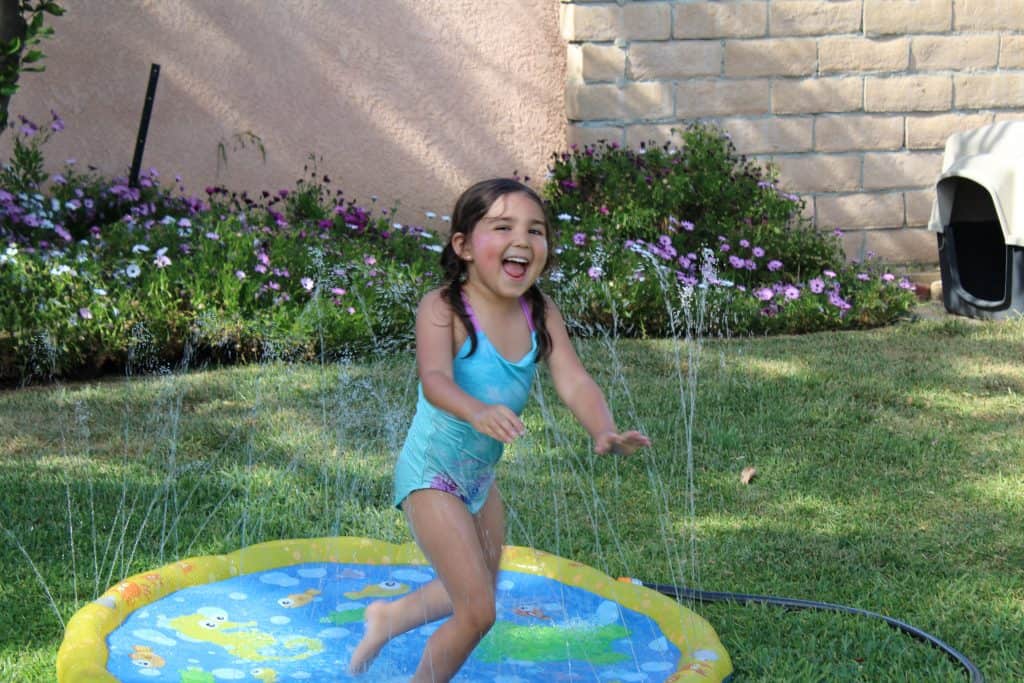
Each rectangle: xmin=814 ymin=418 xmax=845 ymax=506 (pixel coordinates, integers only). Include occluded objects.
xmin=418 ymin=287 xmax=451 ymax=312
xmin=417 ymin=287 xmax=456 ymax=326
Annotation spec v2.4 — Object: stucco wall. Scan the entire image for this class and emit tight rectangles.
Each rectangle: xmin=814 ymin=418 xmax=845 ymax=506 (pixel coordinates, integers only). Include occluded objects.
xmin=2 ymin=1 xmax=566 ymax=223
xmin=563 ymin=0 xmax=1024 ymax=264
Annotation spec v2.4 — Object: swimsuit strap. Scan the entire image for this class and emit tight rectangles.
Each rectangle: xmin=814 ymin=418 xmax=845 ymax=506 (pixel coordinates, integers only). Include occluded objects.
xmin=460 ymin=291 xmax=535 ymax=333
xmin=519 ymin=296 xmax=535 ymax=332
xmin=460 ymin=290 xmax=481 ymax=331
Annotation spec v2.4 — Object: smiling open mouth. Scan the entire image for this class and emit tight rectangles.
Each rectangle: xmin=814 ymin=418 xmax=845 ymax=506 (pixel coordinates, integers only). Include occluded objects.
xmin=503 ymin=256 xmax=529 ymax=278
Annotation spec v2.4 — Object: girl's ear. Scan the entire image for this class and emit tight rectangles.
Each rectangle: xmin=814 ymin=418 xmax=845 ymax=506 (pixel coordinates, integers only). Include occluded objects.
xmin=451 ymin=232 xmax=473 ymax=262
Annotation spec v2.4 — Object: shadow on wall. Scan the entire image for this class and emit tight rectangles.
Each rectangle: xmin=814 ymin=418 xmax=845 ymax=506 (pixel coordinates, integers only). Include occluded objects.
xmin=2 ymin=0 xmax=566 ymax=222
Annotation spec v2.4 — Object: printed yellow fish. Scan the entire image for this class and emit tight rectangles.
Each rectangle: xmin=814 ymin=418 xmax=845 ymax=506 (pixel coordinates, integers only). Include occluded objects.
xmin=129 ymin=644 xmax=165 ymax=669
xmin=343 ymin=579 xmax=409 ymax=600
xmin=277 ymin=588 xmax=321 ymax=608
xmin=167 ymin=608 xmax=322 ymax=662
xmin=251 ymin=667 xmax=278 ymax=682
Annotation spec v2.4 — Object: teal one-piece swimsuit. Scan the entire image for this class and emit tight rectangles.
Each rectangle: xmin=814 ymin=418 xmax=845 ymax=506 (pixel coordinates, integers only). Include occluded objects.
xmin=393 ymin=295 xmax=537 ymax=514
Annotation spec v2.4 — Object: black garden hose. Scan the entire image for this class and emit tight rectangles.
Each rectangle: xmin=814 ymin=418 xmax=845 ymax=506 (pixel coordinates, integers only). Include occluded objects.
xmin=639 ymin=581 xmax=984 ymax=683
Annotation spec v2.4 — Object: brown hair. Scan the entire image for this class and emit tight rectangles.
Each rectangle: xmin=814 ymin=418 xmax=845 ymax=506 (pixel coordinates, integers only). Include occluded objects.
xmin=440 ymin=178 xmax=553 ymax=361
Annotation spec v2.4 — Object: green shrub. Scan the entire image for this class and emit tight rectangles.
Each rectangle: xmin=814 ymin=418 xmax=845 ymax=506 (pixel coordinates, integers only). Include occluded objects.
xmin=1 ymin=115 xmax=916 ymax=382
xmin=540 ymin=124 xmax=916 ymax=337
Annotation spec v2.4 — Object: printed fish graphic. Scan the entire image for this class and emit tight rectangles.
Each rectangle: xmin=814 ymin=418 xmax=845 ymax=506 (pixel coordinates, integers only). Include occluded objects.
xmin=277 ymin=588 xmax=321 ymax=608
xmin=129 ymin=644 xmax=165 ymax=669
xmin=343 ymin=580 xmax=409 ymax=600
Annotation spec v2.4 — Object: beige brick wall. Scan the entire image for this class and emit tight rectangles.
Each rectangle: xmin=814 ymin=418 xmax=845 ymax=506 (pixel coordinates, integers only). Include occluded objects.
xmin=562 ymin=0 xmax=1024 ymax=264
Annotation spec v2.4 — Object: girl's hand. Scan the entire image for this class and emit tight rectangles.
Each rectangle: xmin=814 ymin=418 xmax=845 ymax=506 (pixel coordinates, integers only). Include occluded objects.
xmin=471 ymin=404 xmax=526 ymax=444
xmin=594 ymin=430 xmax=651 ymax=456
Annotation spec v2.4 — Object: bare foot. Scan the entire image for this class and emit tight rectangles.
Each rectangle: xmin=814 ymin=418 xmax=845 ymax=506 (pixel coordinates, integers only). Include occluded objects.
xmin=348 ymin=601 xmax=392 ymax=675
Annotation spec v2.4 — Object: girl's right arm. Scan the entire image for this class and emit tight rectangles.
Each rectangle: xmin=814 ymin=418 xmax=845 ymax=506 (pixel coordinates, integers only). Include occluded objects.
xmin=415 ymin=290 xmax=525 ymax=444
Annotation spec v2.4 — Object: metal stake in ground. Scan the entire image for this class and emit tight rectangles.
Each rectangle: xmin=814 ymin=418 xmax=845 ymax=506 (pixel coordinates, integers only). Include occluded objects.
xmin=129 ymin=63 xmax=160 ymax=189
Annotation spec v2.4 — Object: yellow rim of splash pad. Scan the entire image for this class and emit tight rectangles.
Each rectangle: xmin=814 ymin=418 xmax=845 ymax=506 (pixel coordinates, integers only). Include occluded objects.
xmin=56 ymin=536 xmax=732 ymax=682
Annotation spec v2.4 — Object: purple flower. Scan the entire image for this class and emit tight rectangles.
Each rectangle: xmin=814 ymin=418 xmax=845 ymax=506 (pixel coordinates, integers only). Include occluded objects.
xmin=330 ymin=287 xmax=346 ymax=296
xmin=828 ymin=291 xmax=852 ymax=310
xmin=254 ymin=263 xmax=268 ymax=274
xmin=78 ymin=308 xmax=92 ymax=320
xmin=301 ymin=277 xmax=314 ymax=291
xmin=754 ymin=287 xmax=774 ymax=301
xmin=728 ymin=255 xmax=744 ymax=269
xmin=767 ymin=260 xmax=783 ymax=272
xmin=677 ymin=273 xmax=698 ymax=286
xmin=719 ymin=243 xmax=731 ymax=253
xmin=857 ymin=273 xmax=870 ymax=281
xmin=177 ymin=218 xmax=192 ymax=228
xmin=205 ymin=232 xmax=219 ymax=240
xmin=899 ymin=278 xmax=914 ymax=290
xmin=54 ymin=226 xmax=72 ymax=242
xmin=752 ymin=246 xmax=765 ymax=258
xmin=809 ymin=277 xmax=826 ymax=294
xmin=587 ymin=266 xmax=603 ymax=280
xmin=364 ymin=255 xmax=377 ymax=266
xmin=18 ymin=116 xmax=38 ymax=137
xmin=739 ymin=239 xmax=750 ymax=248
xmin=573 ymin=232 xmax=586 ymax=246
xmin=153 ymin=247 xmax=171 ymax=268
xmin=823 ymin=269 xmax=837 ymax=278
xmin=681 ymin=220 xmax=695 ymax=232
xmin=235 ymin=270 xmax=246 ymax=279
xmin=347 ymin=306 xmax=356 ymax=314
xmin=881 ymin=272 xmax=895 ymax=282
xmin=50 ymin=110 xmax=64 ymax=132
xmin=783 ymin=285 xmax=801 ymax=300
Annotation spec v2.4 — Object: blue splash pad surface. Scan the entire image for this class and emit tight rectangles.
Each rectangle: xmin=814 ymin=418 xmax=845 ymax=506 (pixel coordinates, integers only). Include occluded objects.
xmin=106 ymin=561 xmax=683 ymax=682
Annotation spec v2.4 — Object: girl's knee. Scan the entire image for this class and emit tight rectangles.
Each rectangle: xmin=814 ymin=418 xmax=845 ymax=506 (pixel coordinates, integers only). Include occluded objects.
xmin=455 ymin=597 xmax=495 ymax=634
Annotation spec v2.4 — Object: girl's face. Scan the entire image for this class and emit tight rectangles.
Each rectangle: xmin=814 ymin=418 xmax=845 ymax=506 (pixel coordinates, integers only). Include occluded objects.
xmin=453 ymin=192 xmax=549 ymax=299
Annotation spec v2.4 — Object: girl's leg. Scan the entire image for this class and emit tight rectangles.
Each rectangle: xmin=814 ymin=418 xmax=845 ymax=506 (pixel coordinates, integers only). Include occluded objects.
xmin=348 ymin=487 xmax=502 ymax=679
xmin=404 ymin=488 xmax=499 ymax=682
xmin=473 ymin=483 xmax=506 ymax=582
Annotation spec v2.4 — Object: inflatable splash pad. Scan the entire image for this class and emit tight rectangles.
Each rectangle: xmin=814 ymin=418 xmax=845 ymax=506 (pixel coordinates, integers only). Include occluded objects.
xmin=57 ymin=537 xmax=732 ymax=682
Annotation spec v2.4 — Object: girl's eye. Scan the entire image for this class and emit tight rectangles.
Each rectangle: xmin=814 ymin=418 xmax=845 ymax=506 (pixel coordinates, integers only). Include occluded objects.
xmin=529 ymin=228 xmax=545 ymax=236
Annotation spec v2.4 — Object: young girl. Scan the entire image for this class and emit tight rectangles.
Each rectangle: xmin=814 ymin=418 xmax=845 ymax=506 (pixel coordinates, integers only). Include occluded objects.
xmin=348 ymin=178 xmax=650 ymax=681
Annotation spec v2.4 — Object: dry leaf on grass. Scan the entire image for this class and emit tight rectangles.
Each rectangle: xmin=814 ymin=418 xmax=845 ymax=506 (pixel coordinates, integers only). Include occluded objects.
xmin=740 ymin=466 xmax=757 ymax=484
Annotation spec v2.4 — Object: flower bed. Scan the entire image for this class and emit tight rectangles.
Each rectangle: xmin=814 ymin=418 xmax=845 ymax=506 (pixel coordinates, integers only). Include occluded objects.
xmin=0 ymin=116 xmax=916 ymax=381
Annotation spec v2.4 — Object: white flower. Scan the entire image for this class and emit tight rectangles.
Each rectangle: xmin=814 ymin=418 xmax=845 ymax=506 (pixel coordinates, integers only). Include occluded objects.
xmin=424 ymin=244 xmax=443 ymax=252
xmin=125 ymin=263 xmax=141 ymax=278
xmin=425 ymin=211 xmax=437 ymax=219
xmin=93 ymin=288 xmax=108 ymax=296
xmin=557 ymin=213 xmax=572 ymax=222
xmin=5 ymin=245 xmax=17 ymax=257
xmin=131 ymin=244 xmax=150 ymax=253
xmin=300 ymin=277 xmax=314 ymax=291
xmin=393 ymin=222 xmax=403 ymax=229
xmin=160 ymin=215 xmax=176 ymax=225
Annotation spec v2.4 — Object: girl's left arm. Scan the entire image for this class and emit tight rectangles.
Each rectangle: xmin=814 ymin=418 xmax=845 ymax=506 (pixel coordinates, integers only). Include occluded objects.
xmin=544 ymin=297 xmax=650 ymax=456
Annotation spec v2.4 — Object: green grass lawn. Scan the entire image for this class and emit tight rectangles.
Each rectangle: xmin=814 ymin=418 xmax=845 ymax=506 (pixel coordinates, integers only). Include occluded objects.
xmin=1 ymin=307 xmax=1022 ymax=681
